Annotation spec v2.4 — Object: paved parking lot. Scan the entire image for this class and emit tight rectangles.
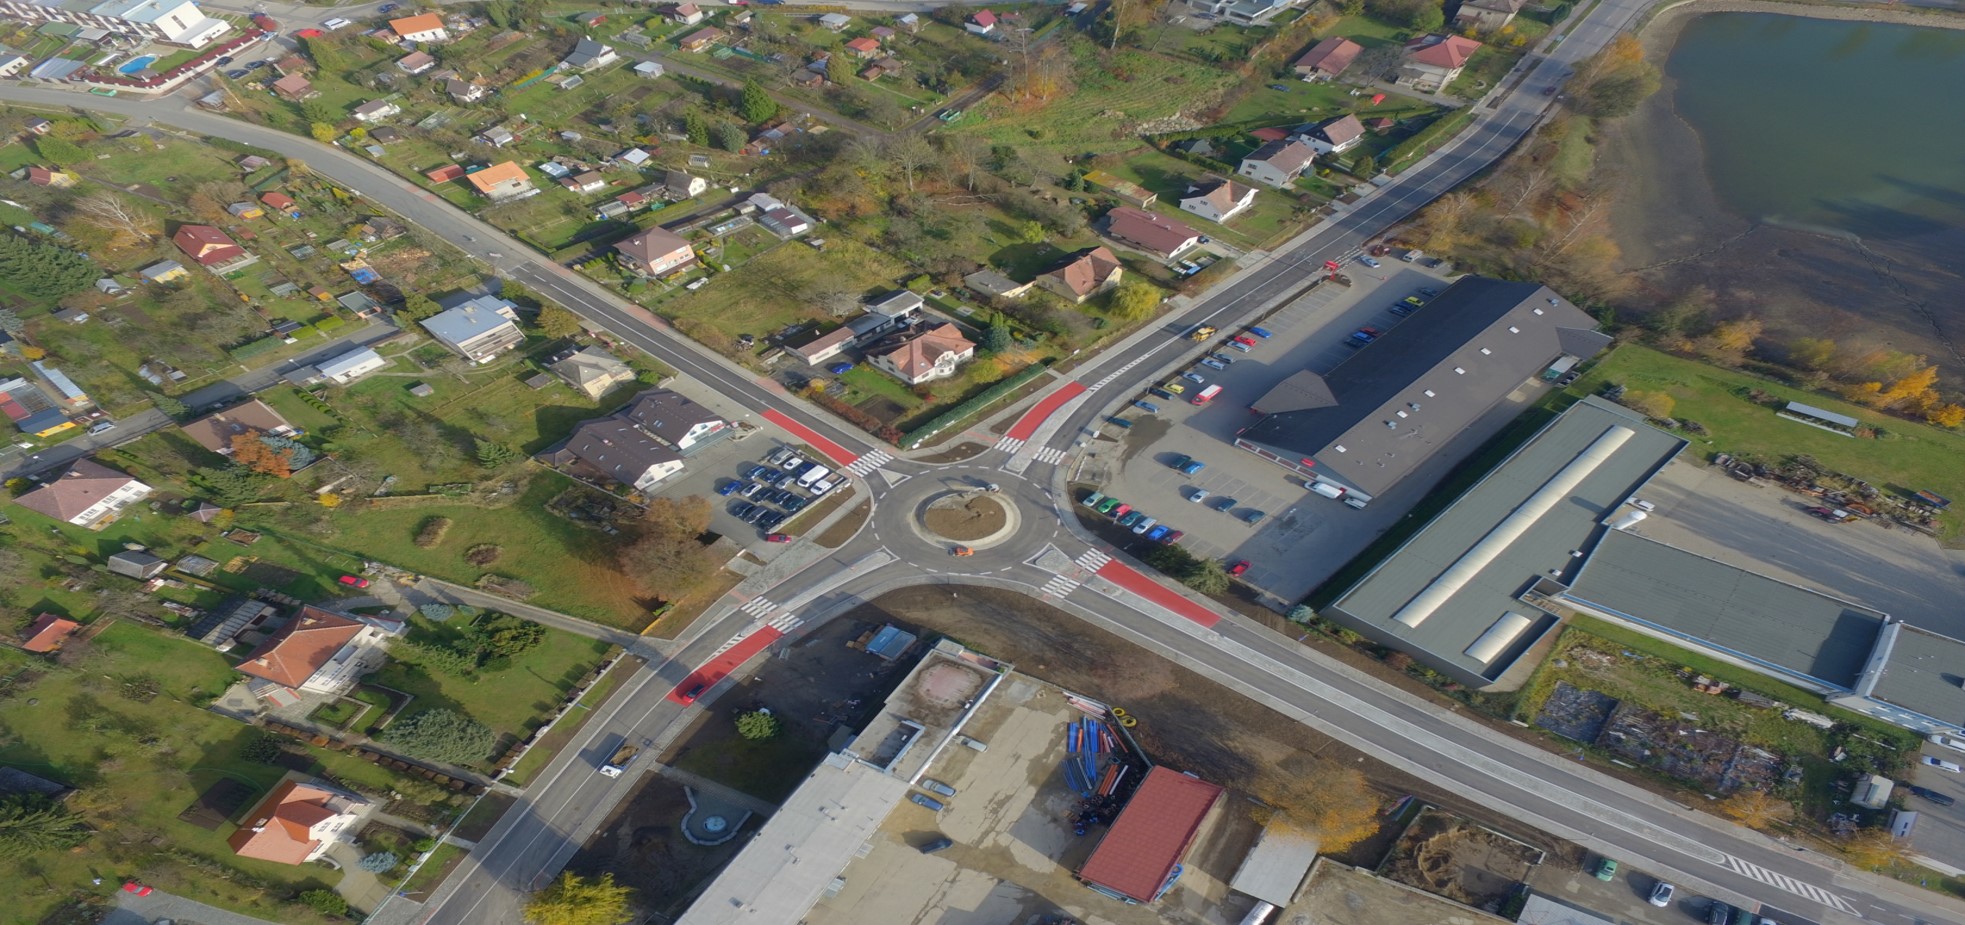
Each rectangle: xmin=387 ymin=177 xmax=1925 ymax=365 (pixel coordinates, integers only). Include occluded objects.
xmin=1089 ymin=265 xmax=1556 ymax=604
xmin=1905 ymin=743 xmax=1965 ymax=875
xmin=653 ymin=433 xmax=842 ymax=554
xmin=1630 ymin=459 xmax=1965 ymax=639
xmin=1529 ymin=858 xmax=1762 ymax=925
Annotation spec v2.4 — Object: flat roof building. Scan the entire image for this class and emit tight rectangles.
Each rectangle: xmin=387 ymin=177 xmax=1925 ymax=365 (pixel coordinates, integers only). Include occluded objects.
xmin=421 ymin=295 xmax=524 ymax=363
xmin=1237 ymin=276 xmax=1609 ymax=500
xmin=1078 ymin=766 xmax=1224 ymax=904
xmin=1325 ymin=397 xmax=1686 ymax=687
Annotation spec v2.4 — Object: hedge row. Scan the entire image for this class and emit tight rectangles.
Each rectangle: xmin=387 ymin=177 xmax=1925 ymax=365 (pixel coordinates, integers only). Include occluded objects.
xmin=902 ymin=360 xmax=1052 ymax=449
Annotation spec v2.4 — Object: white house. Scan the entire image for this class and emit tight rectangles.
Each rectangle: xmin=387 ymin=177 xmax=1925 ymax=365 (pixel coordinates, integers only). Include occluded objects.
xmin=1237 ymin=138 xmax=1317 ymax=188
xmin=0 ymin=0 xmax=230 ymax=48
xmin=966 ymin=9 xmax=998 ymax=34
xmin=350 ymin=99 xmax=400 ymax=123
xmin=314 ymin=346 xmax=386 ymax=384
xmin=388 ymin=12 xmax=449 ymax=43
xmin=14 ymin=459 xmax=152 ymax=529
xmin=1303 ymin=114 xmax=1364 ymax=155
xmin=564 ymin=36 xmax=619 ymax=70
xmin=869 ymin=323 xmax=976 ymax=385
xmin=228 ymin=778 xmax=370 ymax=865
xmin=1178 ymin=177 xmax=1257 ymax=224
xmin=422 ymin=295 xmax=524 ymax=363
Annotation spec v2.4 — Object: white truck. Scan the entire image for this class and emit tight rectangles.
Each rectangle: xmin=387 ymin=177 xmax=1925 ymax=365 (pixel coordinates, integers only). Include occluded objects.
xmin=599 ymin=741 xmax=639 ymax=778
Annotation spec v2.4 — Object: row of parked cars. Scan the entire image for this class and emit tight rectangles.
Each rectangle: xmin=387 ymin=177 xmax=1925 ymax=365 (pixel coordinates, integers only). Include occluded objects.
xmin=1168 ymin=455 xmax=1268 ymax=524
xmin=719 ymin=445 xmax=838 ymax=538
xmin=1346 ymin=288 xmax=1437 ymax=348
xmin=1080 ymin=491 xmax=1185 ymax=544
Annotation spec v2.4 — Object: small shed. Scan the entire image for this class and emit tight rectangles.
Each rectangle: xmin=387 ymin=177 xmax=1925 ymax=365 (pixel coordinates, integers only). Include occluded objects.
xmin=107 ymin=550 xmax=168 ymax=581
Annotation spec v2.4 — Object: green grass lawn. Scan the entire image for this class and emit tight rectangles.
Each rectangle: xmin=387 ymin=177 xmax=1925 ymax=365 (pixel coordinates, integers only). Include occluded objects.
xmin=947 ymin=36 xmax=1240 ymax=156
xmin=657 ymin=237 xmax=911 ymax=345
xmin=839 ymin=365 xmax=925 ymax=416
xmin=1099 ymin=148 xmax=1311 ymax=250
xmin=368 ymin=613 xmax=612 ymax=761
xmin=1568 ymin=345 xmax=1965 ymax=542
xmin=670 ymin=727 xmax=828 ymax=803
xmin=1446 ymin=21 xmax=1549 ymax=98
xmin=503 ymin=657 xmax=633 ymax=786
xmin=0 ymin=623 xmax=436 ymax=925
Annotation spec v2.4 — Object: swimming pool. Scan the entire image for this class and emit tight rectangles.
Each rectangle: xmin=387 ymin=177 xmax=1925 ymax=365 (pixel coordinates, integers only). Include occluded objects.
xmin=116 ymin=55 xmax=157 ymax=75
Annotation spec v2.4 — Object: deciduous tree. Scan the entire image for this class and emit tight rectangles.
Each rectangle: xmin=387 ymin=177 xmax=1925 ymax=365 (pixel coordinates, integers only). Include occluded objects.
xmin=231 ymin=432 xmax=293 ymax=478
xmin=1106 ymin=279 xmax=1162 ymax=323
xmin=1841 ymin=828 xmax=1906 ymax=870
xmin=71 ymin=191 xmax=159 ymax=246
xmin=537 ymin=304 xmax=583 ymax=338
xmin=1717 ymin=790 xmax=1793 ymax=830
xmin=617 ymin=497 xmax=719 ymax=602
xmin=525 ymin=871 xmax=634 ymax=925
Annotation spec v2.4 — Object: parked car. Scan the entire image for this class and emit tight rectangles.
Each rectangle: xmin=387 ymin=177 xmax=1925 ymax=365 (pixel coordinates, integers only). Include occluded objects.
xmin=1160 ymin=529 xmax=1184 ymax=544
xmin=225 ymin=68 xmax=250 ymax=78
xmin=679 ymin=683 xmax=707 ymax=703
xmin=1117 ymin=511 xmax=1145 ymax=528
xmin=1907 ymin=785 xmax=1956 ymax=806
xmin=1133 ymin=400 xmax=1160 ymax=412
xmin=1390 ymin=301 xmax=1418 ymax=317
xmin=1200 ymin=357 xmax=1227 ymax=370
xmin=827 ymin=361 xmax=854 ymax=375
xmin=1181 ymin=371 xmax=1206 ymax=384
xmin=1594 ymin=857 xmax=1618 ymax=881
xmin=758 ymin=511 xmax=786 ymax=531
xmin=1931 ymin=734 xmax=1965 ymax=753
xmin=1160 ymin=380 xmax=1186 ymax=394
xmin=1131 ymin=516 xmax=1158 ymax=535
xmin=1227 ymin=339 xmax=1253 ymax=352
xmin=1189 ymin=488 xmax=1210 ymax=503
xmin=1228 ymin=560 xmax=1250 ymax=576
xmin=1212 ymin=496 xmax=1237 ymax=512
xmin=87 ymin=420 xmax=115 ymax=435
xmin=920 ymin=778 xmax=957 ymax=797
xmin=910 ymin=793 xmax=946 ymax=811
xmin=294 ymin=28 xmax=322 ymax=38
xmin=1706 ymin=901 xmax=1733 ymax=925
xmin=1108 ymin=416 xmax=1134 ymax=428
xmin=742 ymin=506 xmax=767 ymax=524
xmin=1144 ymin=525 xmax=1171 ymax=542
xmin=1648 ymin=882 xmax=1675 ymax=907
xmin=783 ymin=497 xmax=808 ymax=514
xmin=918 ymin=835 xmax=954 ymax=853
xmin=1922 ymin=756 xmax=1963 ymax=772
xmin=1232 ymin=334 xmax=1257 ymax=347
xmin=122 ymin=882 xmax=153 ymax=897
xmin=1247 ymin=326 xmax=1273 ymax=339
xmin=1243 ymin=510 xmax=1266 ymax=525
xmin=321 ymin=17 xmax=353 ymax=29
xmin=729 ymin=502 xmax=757 ymax=519
xmin=1357 ymin=255 xmax=1381 ymax=268
xmin=337 ymin=575 xmax=368 ymax=588
xmin=765 ymin=533 xmax=792 ymax=543
xmin=1108 ymin=503 xmax=1132 ymax=519
xmin=1096 ymin=498 xmax=1122 ymax=514
xmin=716 ymin=480 xmax=741 ymax=496
xmin=1148 ymin=387 xmax=1176 ymax=401
xmin=1209 ymin=353 xmax=1236 ymax=365
xmin=741 ymin=464 xmax=765 ymax=480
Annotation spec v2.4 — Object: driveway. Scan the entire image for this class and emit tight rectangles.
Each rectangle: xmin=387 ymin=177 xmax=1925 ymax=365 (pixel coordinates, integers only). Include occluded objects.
xmin=108 ymin=887 xmax=285 ymax=925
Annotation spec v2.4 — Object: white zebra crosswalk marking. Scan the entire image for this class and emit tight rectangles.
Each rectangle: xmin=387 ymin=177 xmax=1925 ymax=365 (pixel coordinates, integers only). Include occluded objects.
xmin=767 ymin=612 xmax=804 ymax=633
xmin=1722 ymin=855 xmax=1856 ymax=914
xmin=994 ymin=435 xmax=1025 ymax=454
xmin=1041 ymin=575 xmax=1080 ymax=598
xmin=738 ymin=597 xmax=777 ymax=617
xmin=1075 ymin=549 xmax=1112 ymax=572
xmin=844 ymin=450 xmax=892 ymax=477
xmin=1031 ymin=446 xmax=1067 ymax=466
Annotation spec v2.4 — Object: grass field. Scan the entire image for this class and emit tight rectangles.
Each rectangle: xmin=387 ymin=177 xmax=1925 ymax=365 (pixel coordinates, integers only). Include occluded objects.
xmin=948 ymin=36 xmax=1240 ymax=156
xmin=657 ymin=237 xmax=911 ymax=344
xmin=502 ymin=656 xmax=633 ymax=786
xmin=1569 ymin=345 xmax=1965 ymax=543
xmin=0 ymin=623 xmax=436 ymax=925
xmin=1096 ymin=148 xmax=1309 ymax=250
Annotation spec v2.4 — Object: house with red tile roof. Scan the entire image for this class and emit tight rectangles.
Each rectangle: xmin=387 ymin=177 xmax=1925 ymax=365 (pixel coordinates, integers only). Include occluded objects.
xmin=1293 ymin=36 xmax=1362 ymax=81
xmin=172 ymin=224 xmax=257 ymax=272
xmin=234 ymin=606 xmax=401 ymax=706
xmin=12 ymin=458 xmax=152 ymax=529
xmin=966 ymin=9 xmax=998 ymax=34
xmin=260 ymin=191 xmax=296 ymax=212
xmin=20 ymin=614 xmax=79 ymax=653
xmin=228 ymin=778 xmax=370 ymax=865
xmin=1399 ymin=35 xmax=1482 ymax=92
xmin=868 ymin=323 xmax=976 ymax=385
xmin=1103 ymin=207 xmax=1201 ymax=261
xmin=1038 ymin=246 xmax=1124 ymax=303
xmin=844 ymin=36 xmax=880 ymax=58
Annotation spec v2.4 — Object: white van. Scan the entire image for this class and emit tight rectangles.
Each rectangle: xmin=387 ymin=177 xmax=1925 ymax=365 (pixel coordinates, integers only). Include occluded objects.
xmin=810 ymin=477 xmax=838 ymax=496
xmin=1308 ymin=480 xmax=1345 ymax=500
xmin=1931 ymin=734 xmax=1965 ymax=754
xmin=797 ymin=465 xmax=831 ymax=488
xmin=322 ymin=17 xmax=353 ymax=29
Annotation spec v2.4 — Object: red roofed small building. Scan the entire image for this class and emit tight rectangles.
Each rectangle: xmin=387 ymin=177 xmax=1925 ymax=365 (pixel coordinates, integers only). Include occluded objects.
xmin=173 ymin=224 xmax=257 ymax=272
xmin=271 ymin=74 xmax=314 ymax=100
xmin=1103 ymin=207 xmax=1201 ymax=261
xmin=966 ymin=9 xmax=998 ymax=34
xmin=20 ymin=614 xmax=80 ymax=653
xmin=235 ymin=606 xmax=401 ymax=706
xmin=261 ymin=191 xmax=296 ymax=212
xmin=1077 ymin=766 xmax=1224 ymax=904
xmin=1293 ymin=36 xmax=1362 ymax=81
xmin=228 ymin=778 xmax=370 ymax=865
xmin=868 ymin=323 xmax=976 ymax=385
xmin=425 ymin=164 xmax=467 ymax=184
xmin=1399 ymin=35 xmax=1482 ymax=92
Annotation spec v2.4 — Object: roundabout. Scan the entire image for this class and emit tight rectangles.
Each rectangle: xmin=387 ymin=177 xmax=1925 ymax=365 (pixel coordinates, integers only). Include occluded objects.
xmin=915 ymin=490 xmax=1020 ymax=549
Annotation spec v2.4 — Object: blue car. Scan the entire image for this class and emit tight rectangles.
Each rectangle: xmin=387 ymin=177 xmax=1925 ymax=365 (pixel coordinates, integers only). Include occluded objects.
xmin=1133 ymin=400 xmax=1159 ymax=412
xmin=909 ymin=792 xmax=946 ymax=811
xmin=1145 ymin=524 xmax=1171 ymax=542
xmin=827 ymin=361 xmax=854 ymax=375
xmin=1181 ymin=371 xmax=1206 ymax=384
xmin=729 ymin=502 xmax=756 ymax=519
xmin=1248 ymin=326 xmax=1273 ymax=339
xmin=1200 ymin=358 xmax=1226 ymax=370
xmin=1148 ymin=388 xmax=1176 ymax=401
xmin=716 ymin=480 xmax=740 ymax=496
xmin=741 ymin=464 xmax=765 ymax=480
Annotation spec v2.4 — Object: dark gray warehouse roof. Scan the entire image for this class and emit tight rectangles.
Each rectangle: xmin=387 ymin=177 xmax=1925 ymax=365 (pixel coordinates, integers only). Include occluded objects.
xmin=1562 ymin=529 xmax=1887 ymax=690
xmin=1238 ymin=276 xmax=1607 ymax=496
xmin=1857 ymin=624 xmax=1965 ymax=727
xmin=1329 ymin=397 xmax=1685 ymax=681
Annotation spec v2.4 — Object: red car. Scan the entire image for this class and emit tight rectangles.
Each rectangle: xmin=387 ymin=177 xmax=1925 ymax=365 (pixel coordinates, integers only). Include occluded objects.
xmin=337 ymin=574 xmax=369 ymax=588
xmin=295 ymin=28 xmax=322 ymax=38
xmin=122 ymin=882 xmax=153 ymax=897
xmin=1232 ymin=334 xmax=1257 ymax=347
xmin=1228 ymin=560 xmax=1251 ymax=576
xmin=764 ymin=533 xmax=792 ymax=543
xmin=1160 ymin=529 xmax=1184 ymax=544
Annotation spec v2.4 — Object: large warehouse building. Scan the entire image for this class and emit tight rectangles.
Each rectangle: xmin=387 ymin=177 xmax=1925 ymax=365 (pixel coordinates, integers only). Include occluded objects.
xmin=1236 ymin=276 xmax=1610 ymax=503
xmin=1322 ymin=396 xmax=1965 ymax=736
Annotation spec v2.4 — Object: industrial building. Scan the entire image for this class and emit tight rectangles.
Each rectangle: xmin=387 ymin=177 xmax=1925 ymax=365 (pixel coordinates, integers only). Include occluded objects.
xmin=1236 ymin=276 xmax=1609 ymax=503
xmin=1323 ymin=395 xmax=1965 ymax=737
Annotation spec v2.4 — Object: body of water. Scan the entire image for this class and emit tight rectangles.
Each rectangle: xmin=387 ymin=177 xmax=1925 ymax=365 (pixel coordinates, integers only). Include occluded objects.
xmin=1667 ymin=13 xmax=1965 ymax=241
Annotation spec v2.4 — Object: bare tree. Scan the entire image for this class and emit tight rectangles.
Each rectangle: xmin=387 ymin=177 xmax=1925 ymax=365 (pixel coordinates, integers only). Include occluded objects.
xmin=1504 ymin=165 xmax=1553 ymax=218
xmin=885 ymin=134 xmax=937 ymax=194
xmin=70 ymin=191 xmax=159 ymax=246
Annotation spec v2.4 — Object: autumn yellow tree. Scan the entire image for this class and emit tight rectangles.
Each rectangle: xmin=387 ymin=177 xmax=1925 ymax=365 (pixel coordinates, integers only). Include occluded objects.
xmin=524 ymin=871 xmax=633 ymax=925
xmin=1841 ymin=828 xmax=1906 ymax=870
xmin=1255 ymin=762 xmax=1381 ymax=854
xmin=1927 ymin=403 xmax=1965 ymax=429
xmin=1716 ymin=790 xmax=1793 ymax=830
xmin=230 ymin=432 xmax=291 ymax=478
xmin=1695 ymin=317 xmax=1763 ymax=364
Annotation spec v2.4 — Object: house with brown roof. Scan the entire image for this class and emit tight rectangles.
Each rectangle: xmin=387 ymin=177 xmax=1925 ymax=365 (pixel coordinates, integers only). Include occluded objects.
xmin=546 ymin=417 xmax=685 ymax=492
xmin=235 ymin=606 xmax=401 ymax=705
xmin=561 ymin=170 xmax=607 ymax=194
xmin=447 ymin=77 xmax=487 ymax=103
xmin=613 ymin=226 xmax=696 ymax=276
xmin=13 ymin=458 xmax=152 ymax=529
xmin=868 ymin=323 xmax=976 ymax=385
xmin=396 ymin=50 xmax=436 ymax=74
xmin=274 ymin=54 xmax=308 ymax=76
xmin=1398 ymin=35 xmax=1482 ymax=92
xmin=465 ymin=161 xmax=534 ymax=201
xmin=389 ymin=13 xmax=450 ymax=43
xmin=228 ymin=778 xmax=370 ymax=865
xmin=549 ymin=347 xmax=637 ymax=400
xmin=1038 ymin=246 xmax=1124 ymax=303
xmin=677 ymin=26 xmax=724 ymax=52
xmin=844 ymin=36 xmax=881 ymax=58
xmin=174 ymin=224 xmax=257 ymax=272
xmin=180 ymin=398 xmax=297 ymax=456
xmin=1293 ymin=36 xmax=1361 ymax=81
xmin=1454 ymin=0 xmax=1525 ymax=31
xmin=425 ymin=164 xmax=466 ymax=184
xmin=1237 ymin=138 xmax=1317 ymax=188
xmin=27 ymin=166 xmax=75 ymax=188
xmin=271 ymin=74 xmax=314 ymax=100
xmin=20 ymin=614 xmax=80 ymax=653
xmin=1178 ymin=177 xmax=1257 ymax=225
xmin=1103 ymin=207 xmax=1201 ymax=261
xmin=667 ymin=2 xmax=706 ymax=24
xmin=621 ymin=388 xmax=729 ymax=453
xmin=1304 ymin=113 xmax=1364 ymax=155
xmin=261 ymin=191 xmax=296 ymax=213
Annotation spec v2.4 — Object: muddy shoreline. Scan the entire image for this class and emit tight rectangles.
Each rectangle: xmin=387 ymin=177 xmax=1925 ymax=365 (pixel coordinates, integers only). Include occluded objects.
xmin=1603 ymin=1 xmax=1965 ymax=369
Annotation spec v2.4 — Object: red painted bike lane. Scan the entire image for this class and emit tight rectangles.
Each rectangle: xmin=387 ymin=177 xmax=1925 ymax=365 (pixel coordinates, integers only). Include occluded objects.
xmin=1006 ymin=382 xmax=1087 ymax=441
xmin=761 ymin=408 xmax=860 ymax=467
xmin=665 ymin=626 xmax=785 ymax=704
xmin=1094 ymin=559 xmax=1222 ymax=629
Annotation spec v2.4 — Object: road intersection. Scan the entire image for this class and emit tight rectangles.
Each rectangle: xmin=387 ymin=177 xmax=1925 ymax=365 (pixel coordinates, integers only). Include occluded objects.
xmin=6 ymin=1 xmax=1961 ymax=922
